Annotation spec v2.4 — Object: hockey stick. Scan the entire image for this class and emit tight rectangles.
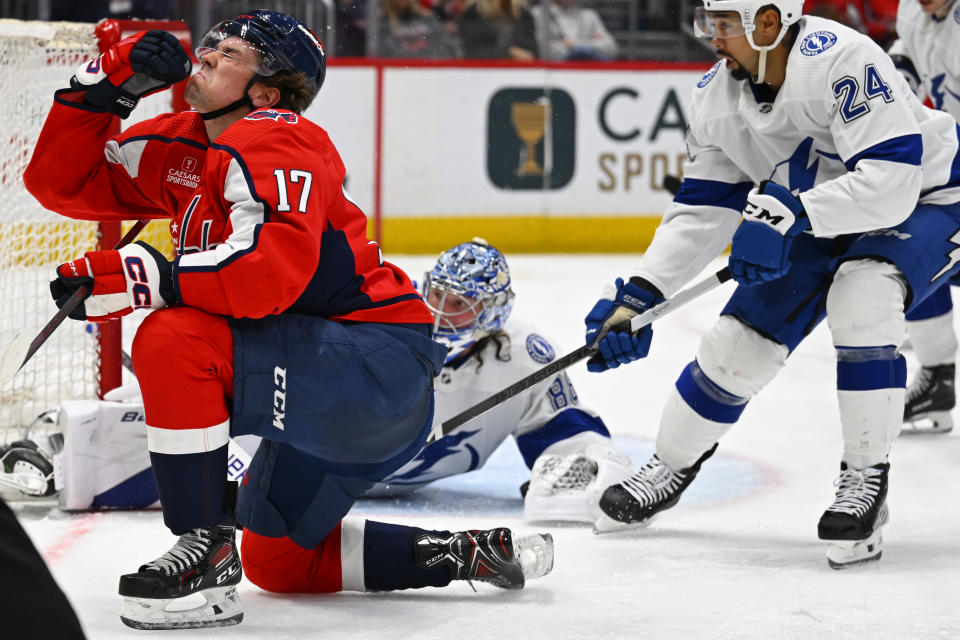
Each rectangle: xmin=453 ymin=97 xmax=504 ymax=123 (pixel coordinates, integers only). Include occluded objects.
xmin=0 ymin=219 xmax=150 ymax=387
xmin=427 ymin=266 xmax=732 ymax=443
xmin=663 ymin=174 xmax=682 ymax=196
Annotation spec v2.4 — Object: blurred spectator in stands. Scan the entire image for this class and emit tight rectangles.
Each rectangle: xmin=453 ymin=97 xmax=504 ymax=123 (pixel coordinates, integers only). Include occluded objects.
xmin=377 ymin=0 xmax=463 ymax=57
xmin=805 ymin=0 xmax=849 ymax=22
xmin=458 ymin=0 xmax=538 ymax=60
xmin=856 ymin=0 xmax=898 ymax=49
xmin=806 ymin=0 xmax=898 ymax=49
xmin=336 ymin=0 xmax=368 ymax=56
xmin=431 ymin=0 xmax=469 ymax=22
xmin=50 ymin=0 xmax=173 ymax=21
xmin=640 ymin=0 xmax=679 ymax=30
xmin=531 ymin=0 xmax=618 ymax=61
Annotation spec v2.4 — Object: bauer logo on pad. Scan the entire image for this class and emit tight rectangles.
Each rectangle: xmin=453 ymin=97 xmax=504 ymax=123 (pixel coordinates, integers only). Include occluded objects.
xmin=487 ymin=88 xmax=575 ymax=190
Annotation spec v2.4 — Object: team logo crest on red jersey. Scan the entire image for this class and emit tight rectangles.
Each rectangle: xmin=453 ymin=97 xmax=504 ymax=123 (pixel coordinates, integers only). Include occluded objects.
xmin=245 ymin=110 xmax=299 ymax=124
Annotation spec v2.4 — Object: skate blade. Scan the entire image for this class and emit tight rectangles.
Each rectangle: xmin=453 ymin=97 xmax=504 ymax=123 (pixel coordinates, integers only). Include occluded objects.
xmin=592 ymin=511 xmax=654 ymax=535
xmin=514 ymin=533 xmax=555 ymax=579
xmin=823 ymin=507 xmax=888 ymax=570
xmin=120 ymin=585 xmax=243 ymax=630
xmin=825 ymin=532 xmax=884 ymax=570
xmin=901 ymin=411 xmax=953 ymax=435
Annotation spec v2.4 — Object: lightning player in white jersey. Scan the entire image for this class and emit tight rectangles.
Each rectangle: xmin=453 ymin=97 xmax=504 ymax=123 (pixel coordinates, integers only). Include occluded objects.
xmin=582 ymin=0 xmax=960 ymax=568
xmin=369 ymin=239 xmax=633 ymax=523
xmin=888 ymin=0 xmax=960 ymax=433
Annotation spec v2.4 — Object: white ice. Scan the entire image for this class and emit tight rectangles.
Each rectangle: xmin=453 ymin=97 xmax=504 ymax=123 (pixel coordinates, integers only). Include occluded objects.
xmin=12 ymin=255 xmax=960 ymax=640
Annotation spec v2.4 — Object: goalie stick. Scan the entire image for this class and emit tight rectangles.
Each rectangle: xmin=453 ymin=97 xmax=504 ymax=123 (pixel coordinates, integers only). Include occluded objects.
xmin=427 ymin=266 xmax=732 ymax=443
xmin=0 ymin=220 xmax=150 ymax=387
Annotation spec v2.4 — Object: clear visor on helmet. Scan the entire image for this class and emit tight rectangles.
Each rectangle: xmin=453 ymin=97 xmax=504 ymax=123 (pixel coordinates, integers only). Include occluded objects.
xmin=195 ymin=20 xmax=285 ymax=76
xmin=692 ymin=8 xmax=749 ymax=39
xmin=423 ymin=282 xmax=485 ymax=337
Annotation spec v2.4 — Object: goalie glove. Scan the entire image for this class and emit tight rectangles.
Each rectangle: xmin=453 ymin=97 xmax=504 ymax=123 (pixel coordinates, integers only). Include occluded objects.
xmin=729 ymin=180 xmax=810 ymax=287
xmin=71 ymin=30 xmax=191 ymax=119
xmin=51 ymin=241 xmax=174 ymax=322
xmin=584 ymin=277 xmax=662 ymax=372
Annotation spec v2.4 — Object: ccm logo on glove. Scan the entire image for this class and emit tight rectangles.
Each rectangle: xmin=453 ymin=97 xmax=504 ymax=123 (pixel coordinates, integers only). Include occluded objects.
xmin=51 ymin=241 xmax=174 ymax=322
xmin=743 ymin=200 xmax=789 ymax=227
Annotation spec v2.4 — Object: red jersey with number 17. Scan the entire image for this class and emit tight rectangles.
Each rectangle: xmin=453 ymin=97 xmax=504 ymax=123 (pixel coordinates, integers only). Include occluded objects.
xmin=25 ymin=92 xmax=432 ymax=324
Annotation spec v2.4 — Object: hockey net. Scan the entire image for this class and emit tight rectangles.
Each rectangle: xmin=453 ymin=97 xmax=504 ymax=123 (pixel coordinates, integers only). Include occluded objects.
xmin=0 ymin=19 xmax=190 ymax=446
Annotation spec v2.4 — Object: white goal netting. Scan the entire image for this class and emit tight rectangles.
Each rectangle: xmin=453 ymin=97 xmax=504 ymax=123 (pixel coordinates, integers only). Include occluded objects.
xmin=0 ymin=19 xmax=187 ymax=445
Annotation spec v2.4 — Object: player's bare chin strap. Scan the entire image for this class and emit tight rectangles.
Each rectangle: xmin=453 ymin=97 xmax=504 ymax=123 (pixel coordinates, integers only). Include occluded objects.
xmin=199 ymin=75 xmax=259 ymax=121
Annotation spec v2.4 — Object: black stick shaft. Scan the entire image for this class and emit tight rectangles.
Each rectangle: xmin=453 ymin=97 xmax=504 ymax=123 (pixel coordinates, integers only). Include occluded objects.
xmin=18 ymin=220 xmax=150 ymax=371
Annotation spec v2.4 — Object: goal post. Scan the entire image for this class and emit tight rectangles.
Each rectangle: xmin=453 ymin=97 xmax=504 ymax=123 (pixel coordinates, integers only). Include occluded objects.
xmin=0 ymin=18 xmax=191 ymax=442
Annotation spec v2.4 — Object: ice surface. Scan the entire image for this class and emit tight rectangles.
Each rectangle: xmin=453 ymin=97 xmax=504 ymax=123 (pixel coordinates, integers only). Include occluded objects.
xmin=12 ymin=255 xmax=960 ymax=639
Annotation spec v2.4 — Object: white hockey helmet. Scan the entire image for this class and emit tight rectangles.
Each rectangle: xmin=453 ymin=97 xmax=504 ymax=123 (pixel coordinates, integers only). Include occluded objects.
xmin=422 ymin=238 xmax=515 ymax=363
xmin=693 ymin=0 xmax=804 ymax=82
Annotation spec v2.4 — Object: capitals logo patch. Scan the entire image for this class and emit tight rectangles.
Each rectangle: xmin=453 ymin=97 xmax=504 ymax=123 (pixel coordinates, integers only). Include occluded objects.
xmin=800 ymin=31 xmax=838 ymax=56
xmin=245 ymin=110 xmax=299 ymax=124
xmin=525 ymin=334 xmax=555 ymax=364
xmin=697 ymin=61 xmax=721 ymax=88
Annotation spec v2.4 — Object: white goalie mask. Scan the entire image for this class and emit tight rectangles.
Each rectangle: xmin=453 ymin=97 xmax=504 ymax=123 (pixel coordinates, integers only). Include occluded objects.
xmin=693 ymin=0 xmax=805 ymax=83
xmin=422 ymin=238 xmax=515 ymax=363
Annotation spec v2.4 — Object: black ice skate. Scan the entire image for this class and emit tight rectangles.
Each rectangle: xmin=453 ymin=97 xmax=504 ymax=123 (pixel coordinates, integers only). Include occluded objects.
xmin=903 ymin=364 xmax=954 ymax=434
xmin=593 ymin=443 xmax=718 ymax=533
xmin=414 ymin=528 xmax=554 ymax=590
xmin=118 ymin=520 xmax=243 ymax=629
xmin=818 ymin=462 xmax=890 ymax=570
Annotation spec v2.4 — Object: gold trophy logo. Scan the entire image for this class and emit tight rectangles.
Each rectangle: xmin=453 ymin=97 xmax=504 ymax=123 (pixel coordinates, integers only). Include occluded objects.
xmin=511 ymin=101 xmax=547 ymax=176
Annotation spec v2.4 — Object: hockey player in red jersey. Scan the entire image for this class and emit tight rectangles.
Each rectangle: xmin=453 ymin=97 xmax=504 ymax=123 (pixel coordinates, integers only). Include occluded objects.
xmin=25 ymin=10 xmax=552 ymax=630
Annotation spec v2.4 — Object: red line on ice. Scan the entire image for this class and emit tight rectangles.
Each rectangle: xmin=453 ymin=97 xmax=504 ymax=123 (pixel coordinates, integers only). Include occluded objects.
xmin=42 ymin=512 xmax=100 ymax=565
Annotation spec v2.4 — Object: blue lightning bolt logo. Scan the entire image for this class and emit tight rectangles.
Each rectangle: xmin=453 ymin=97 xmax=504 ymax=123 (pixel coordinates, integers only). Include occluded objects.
xmin=768 ymin=137 xmax=821 ymax=192
xmin=384 ymin=429 xmax=481 ymax=485
xmin=932 ymin=229 xmax=960 ymax=282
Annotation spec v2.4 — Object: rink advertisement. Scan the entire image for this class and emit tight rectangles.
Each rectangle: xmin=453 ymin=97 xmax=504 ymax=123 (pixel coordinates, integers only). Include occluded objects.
xmin=308 ymin=61 xmax=709 ymax=252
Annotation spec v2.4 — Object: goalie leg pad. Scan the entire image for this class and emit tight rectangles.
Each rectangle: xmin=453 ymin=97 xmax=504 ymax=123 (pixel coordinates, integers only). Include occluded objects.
xmin=524 ymin=432 xmax=633 ymax=523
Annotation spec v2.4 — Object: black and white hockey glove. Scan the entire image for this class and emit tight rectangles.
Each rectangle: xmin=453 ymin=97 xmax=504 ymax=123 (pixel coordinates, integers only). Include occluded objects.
xmin=51 ymin=241 xmax=174 ymax=322
xmin=71 ymin=30 xmax=191 ymax=119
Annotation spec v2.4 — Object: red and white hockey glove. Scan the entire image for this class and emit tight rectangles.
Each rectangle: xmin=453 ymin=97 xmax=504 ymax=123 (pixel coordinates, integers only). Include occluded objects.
xmin=51 ymin=242 xmax=174 ymax=322
xmin=71 ymin=30 xmax=191 ymax=119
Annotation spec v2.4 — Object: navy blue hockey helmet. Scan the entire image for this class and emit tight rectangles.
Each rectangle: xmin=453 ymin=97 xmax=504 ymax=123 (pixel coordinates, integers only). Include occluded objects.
xmin=197 ymin=10 xmax=326 ymax=94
